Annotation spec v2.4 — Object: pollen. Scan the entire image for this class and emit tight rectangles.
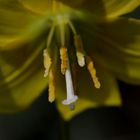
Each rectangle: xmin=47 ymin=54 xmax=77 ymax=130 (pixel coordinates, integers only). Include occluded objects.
xmin=86 ymin=56 xmax=101 ymax=89
xmin=43 ymin=50 xmax=52 ymax=77
xmin=43 ymin=11 xmax=100 ymax=109
xmin=60 ymin=47 xmax=68 ymax=75
xmin=48 ymin=68 xmax=56 ymax=102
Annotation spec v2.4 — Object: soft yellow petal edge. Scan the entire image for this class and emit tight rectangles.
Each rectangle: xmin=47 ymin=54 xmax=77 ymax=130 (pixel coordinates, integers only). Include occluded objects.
xmin=19 ymin=0 xmax=140 ymax=18
xmin=0 ymin=67 xmax=48 ymax=113
xmin=103 ymin=0 xmax=140 ymax=18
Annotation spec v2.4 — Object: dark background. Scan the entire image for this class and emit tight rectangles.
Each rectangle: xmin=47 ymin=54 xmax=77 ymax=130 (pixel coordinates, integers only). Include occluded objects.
xmin=0 ymin=80 xmax=139 ymax=140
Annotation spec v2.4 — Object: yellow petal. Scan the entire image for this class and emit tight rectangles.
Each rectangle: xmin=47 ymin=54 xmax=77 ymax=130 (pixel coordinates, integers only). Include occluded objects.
xmin=19 ymin=0 xmax=52 ymax=14
xmin=56 ymin=64 xmax=121 ymax=121
xmin=0 ymin=37 xmax=48 ymax=112
xmin=18 ymin=0 xmax=140 ymax=20
xmin=0 ymin=0 xmax=47 ymax=50
xmin=102 ymin=0 xmax=140 ymax=18
xmin=60 ymin=0 xmax=140 ymax=18
xmin=82 ymin=17 xmax=140 ymax=84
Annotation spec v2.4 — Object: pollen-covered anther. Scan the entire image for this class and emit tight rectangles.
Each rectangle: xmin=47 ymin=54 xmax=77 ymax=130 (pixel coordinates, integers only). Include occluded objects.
xmin=48 ymin=69 xmax=56 ymax=103
xmin=86 ymin=56 xmax=101 ymax=89
xmin=74 ymin=35 xmax=85 ymax=67
xmin=43 ymin=49 xmax=52 ymax=77
xmin=60 ymin=47 xmax=68 ymax=75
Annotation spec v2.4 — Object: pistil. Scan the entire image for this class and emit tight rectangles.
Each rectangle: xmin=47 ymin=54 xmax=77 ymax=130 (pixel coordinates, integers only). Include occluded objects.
xmin=62 ymin=57 xmax=78 ymax=109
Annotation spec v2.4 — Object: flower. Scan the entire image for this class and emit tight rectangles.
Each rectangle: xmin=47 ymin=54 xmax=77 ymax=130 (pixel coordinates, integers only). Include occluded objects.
xmin=0 ymin=0 xmax=140 ymax=120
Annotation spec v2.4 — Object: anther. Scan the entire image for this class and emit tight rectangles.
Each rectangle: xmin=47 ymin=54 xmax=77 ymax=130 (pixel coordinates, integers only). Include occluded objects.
xmin=48 ymin=68 xmax=56 ymax=102
xmin=86 ymin=56 xmax=101 ymax=89
xmin=60 ymin=47 xmax=68 ymax=75
xmin=43 ymin=23 xmax=55 ymax=77
xmin=74 ymin=35 xmax=85 ymax=67
xmin=43 ymin=50 xmax=52 ymax=77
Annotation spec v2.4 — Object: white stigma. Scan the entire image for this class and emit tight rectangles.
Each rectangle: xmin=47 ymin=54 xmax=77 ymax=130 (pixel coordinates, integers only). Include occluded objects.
xmin=62 ymin=58 xmax=78 ymax=110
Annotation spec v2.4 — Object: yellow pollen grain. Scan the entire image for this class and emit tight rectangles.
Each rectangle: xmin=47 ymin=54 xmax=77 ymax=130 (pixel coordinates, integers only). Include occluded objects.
xmin=74 ymin=35 xmax=85 ymax=67
xmin=48 ymin=69 xmax=56 ymax=102
xmin=60 ymin=47 xmax=67 ymax=75
xmin=43 ymin=50 xmax=52 ymax=77
xmin=86 ymin=56 xmax=101 ymax=89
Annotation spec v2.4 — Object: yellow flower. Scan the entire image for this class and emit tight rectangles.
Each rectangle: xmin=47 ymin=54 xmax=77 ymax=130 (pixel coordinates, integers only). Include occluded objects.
xmin=0 ymin=0 xmax=140 ymax=120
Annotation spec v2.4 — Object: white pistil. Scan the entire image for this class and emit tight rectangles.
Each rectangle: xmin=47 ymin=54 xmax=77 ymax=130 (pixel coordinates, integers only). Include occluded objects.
xmin=62 ymin=58 xmax=78 ymax=110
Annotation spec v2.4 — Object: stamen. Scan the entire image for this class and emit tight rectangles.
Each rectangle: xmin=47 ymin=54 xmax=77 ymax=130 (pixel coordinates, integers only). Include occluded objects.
xmin=46 ymin=23 xmax=55 ymax=48
xmin=86 ymin=56 xmax=101 ymax=89
xmin=59 ymin=17 xmax=65 ymax=46
xmin=62 ymin=57 xmax=78 ymax=110
xmin=67 ymin=20 xmax=77 ymax=35
xmin=43 ymin=50 xmax=52 ymax=77
xmin=48 ymin=68 xmax=56 ymax=102
xmin=43 ymin=23 xmax=55 ymax=77
xmin=60 ymin=47 xmax=68 ymax=75
xmin=67 ymin=21 xmax=85 ymax=67
xmin=42 ymin=13 xmax=101 ymax=107
xmin=74 ymin=35 xmax=85 ymax=67
xmin=58 ymin=18 xmax=68 ymax=75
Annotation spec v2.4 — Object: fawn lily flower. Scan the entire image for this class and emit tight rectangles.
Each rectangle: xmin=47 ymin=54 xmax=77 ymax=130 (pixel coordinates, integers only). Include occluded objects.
xmin=0 ymin=0 xmax=140 ymax=120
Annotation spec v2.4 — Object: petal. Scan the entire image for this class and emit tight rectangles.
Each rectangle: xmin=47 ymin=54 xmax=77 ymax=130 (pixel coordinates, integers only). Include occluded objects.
xmin=0 ymin=39 xmax=48 ymax=112
xmin=102 ymin=0 xmax=140 ymax=18
xmin=0 ymin=1 xmax=50 ymax=112
xmin=19 ymin=0 xmax=52 ymax=15
xmin=56 ymin=64 xmax=121 ymax=121
xmin=80 ymin=17 xmax=140 ymax=84
xmin=60 ymin=0 xmax=140 ymax=18
xmin=18 ymin=0 xmax=140 ymax=21
xmin=0 ymin=0 xmax=47 ymax=50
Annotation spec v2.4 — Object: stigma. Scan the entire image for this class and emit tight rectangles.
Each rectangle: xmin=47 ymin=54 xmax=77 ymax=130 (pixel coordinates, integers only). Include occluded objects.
xmin=43 ymin=13 xmax=100 ymax=110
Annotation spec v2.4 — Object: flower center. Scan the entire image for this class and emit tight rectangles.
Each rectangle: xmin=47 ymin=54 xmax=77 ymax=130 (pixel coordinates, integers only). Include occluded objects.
xmin=43 ymin=0 xmax=101 ymax=110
